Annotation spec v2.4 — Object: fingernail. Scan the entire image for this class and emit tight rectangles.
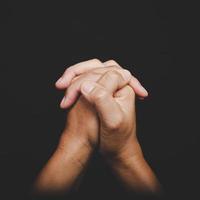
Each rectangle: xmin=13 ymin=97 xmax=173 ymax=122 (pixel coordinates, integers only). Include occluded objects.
xmin=82 ymin=82 xmax=95 ymax=94
xmin=140 ymin=86 xmax=148 ymax=96
xmin=134 ymin=80 xmax=148 ymax=96
xmin=56 ymin=77 xmax=63 ymax=85
xmin=60 ymin=96 xmax=66 ymax=107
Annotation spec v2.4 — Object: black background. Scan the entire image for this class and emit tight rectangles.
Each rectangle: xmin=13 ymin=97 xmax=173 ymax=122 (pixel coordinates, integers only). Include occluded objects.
xmin=0 ymin=1 xmax=199 ymax=200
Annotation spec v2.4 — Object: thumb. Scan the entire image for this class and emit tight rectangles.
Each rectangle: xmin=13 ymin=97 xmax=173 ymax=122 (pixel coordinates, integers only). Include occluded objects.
xmin=80 ymin=81 xmax=123 ymax=128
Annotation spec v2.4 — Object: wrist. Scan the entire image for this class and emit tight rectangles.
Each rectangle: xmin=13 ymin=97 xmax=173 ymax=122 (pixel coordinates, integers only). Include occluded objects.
xmin=104 ymin=139 xmax=161 ymax=194
xmin=104 ymin=138 xmax=144 ymax=165
xmin=57 ymin=129 xmax=94 ymax=169
xmin=60 ymin=127 xmax=94 ymax=151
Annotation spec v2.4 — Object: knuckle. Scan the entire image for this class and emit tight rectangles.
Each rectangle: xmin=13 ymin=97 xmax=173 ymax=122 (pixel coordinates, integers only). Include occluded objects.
xmin=106 ymin=59 xmax=118 ymax=65
xmin=106 ymin=70 xmax=123 ymax=81
xmin=104 ymin=59 xmax=121 ymax=69
xmin=91 ymin=58 xmax=102 ymax=64
xmin=109 ymin=114 xmax=124 ymax=130
xmin=66 ymin=65 xmax=75 ymax=72
xmin=123 ymin=69 xmax=131 ymax=76
xmin=122 ymin=69 xmax=132 ymax=80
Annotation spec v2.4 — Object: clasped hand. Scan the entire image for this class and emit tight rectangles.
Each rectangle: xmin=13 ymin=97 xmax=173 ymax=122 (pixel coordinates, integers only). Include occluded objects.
xmin=34 ymin=59 xmax=161 ymax=196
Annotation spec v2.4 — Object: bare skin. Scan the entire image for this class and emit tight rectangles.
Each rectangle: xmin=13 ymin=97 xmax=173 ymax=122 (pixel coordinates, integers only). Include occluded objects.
xmin=55 ymin=59 xmax=148 ymax=108
xmin=33 ymin=96 xmax=98 ymax=195
xmin=34 ymin=59 xmax=161 ymax=196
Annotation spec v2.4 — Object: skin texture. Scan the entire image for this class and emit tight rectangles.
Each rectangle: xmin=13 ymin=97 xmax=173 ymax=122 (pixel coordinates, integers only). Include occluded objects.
xmin=33 ymin=59 xmax=161 ymax=196
xmin=33 ymin=96 xmax=98 ymax=195
xmin=55 ymin=59 xmax=148 ymax=108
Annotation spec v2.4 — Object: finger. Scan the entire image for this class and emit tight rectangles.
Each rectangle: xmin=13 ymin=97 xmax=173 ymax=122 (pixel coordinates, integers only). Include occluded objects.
xmin=55 ymin=58 xmax=104 ymax=89
xmin=114 ymin=85 xmax=135 ymax=99
xmin=56 ymin=58 xmax=148 ymax=97
xmin=85 ymin=66 xmax=148 ymax=97
xmin=60 ymin=73 xmax=100 ymax=108
xmin=129 ymin=76 xmax=148 ymax=97
xmin=97 ymin=70 xmax=130 ymax=93
xmin=104 ymin=60 xmax=148 ymax=97
xmin=56 ymin=59 xmax=120 ymax=89
xmin=60 ymin=67 xmax=147 ymax=108
xmin=114 ymin=85 xmax=136 ymax=113
xmin=103 ymin=60 xmax=121 ymax=68
xmin=80 ymin=81 xmax=122 ymax=128
xmin=60 ymin=67 xmax=131 ymax=108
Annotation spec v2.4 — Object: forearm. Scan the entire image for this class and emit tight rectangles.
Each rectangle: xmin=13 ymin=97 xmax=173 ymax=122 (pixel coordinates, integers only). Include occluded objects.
xmin=33 ymin=131 xmax=92 ymax=195
xmin=107 ymin=140 xmax=161 ymax=194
